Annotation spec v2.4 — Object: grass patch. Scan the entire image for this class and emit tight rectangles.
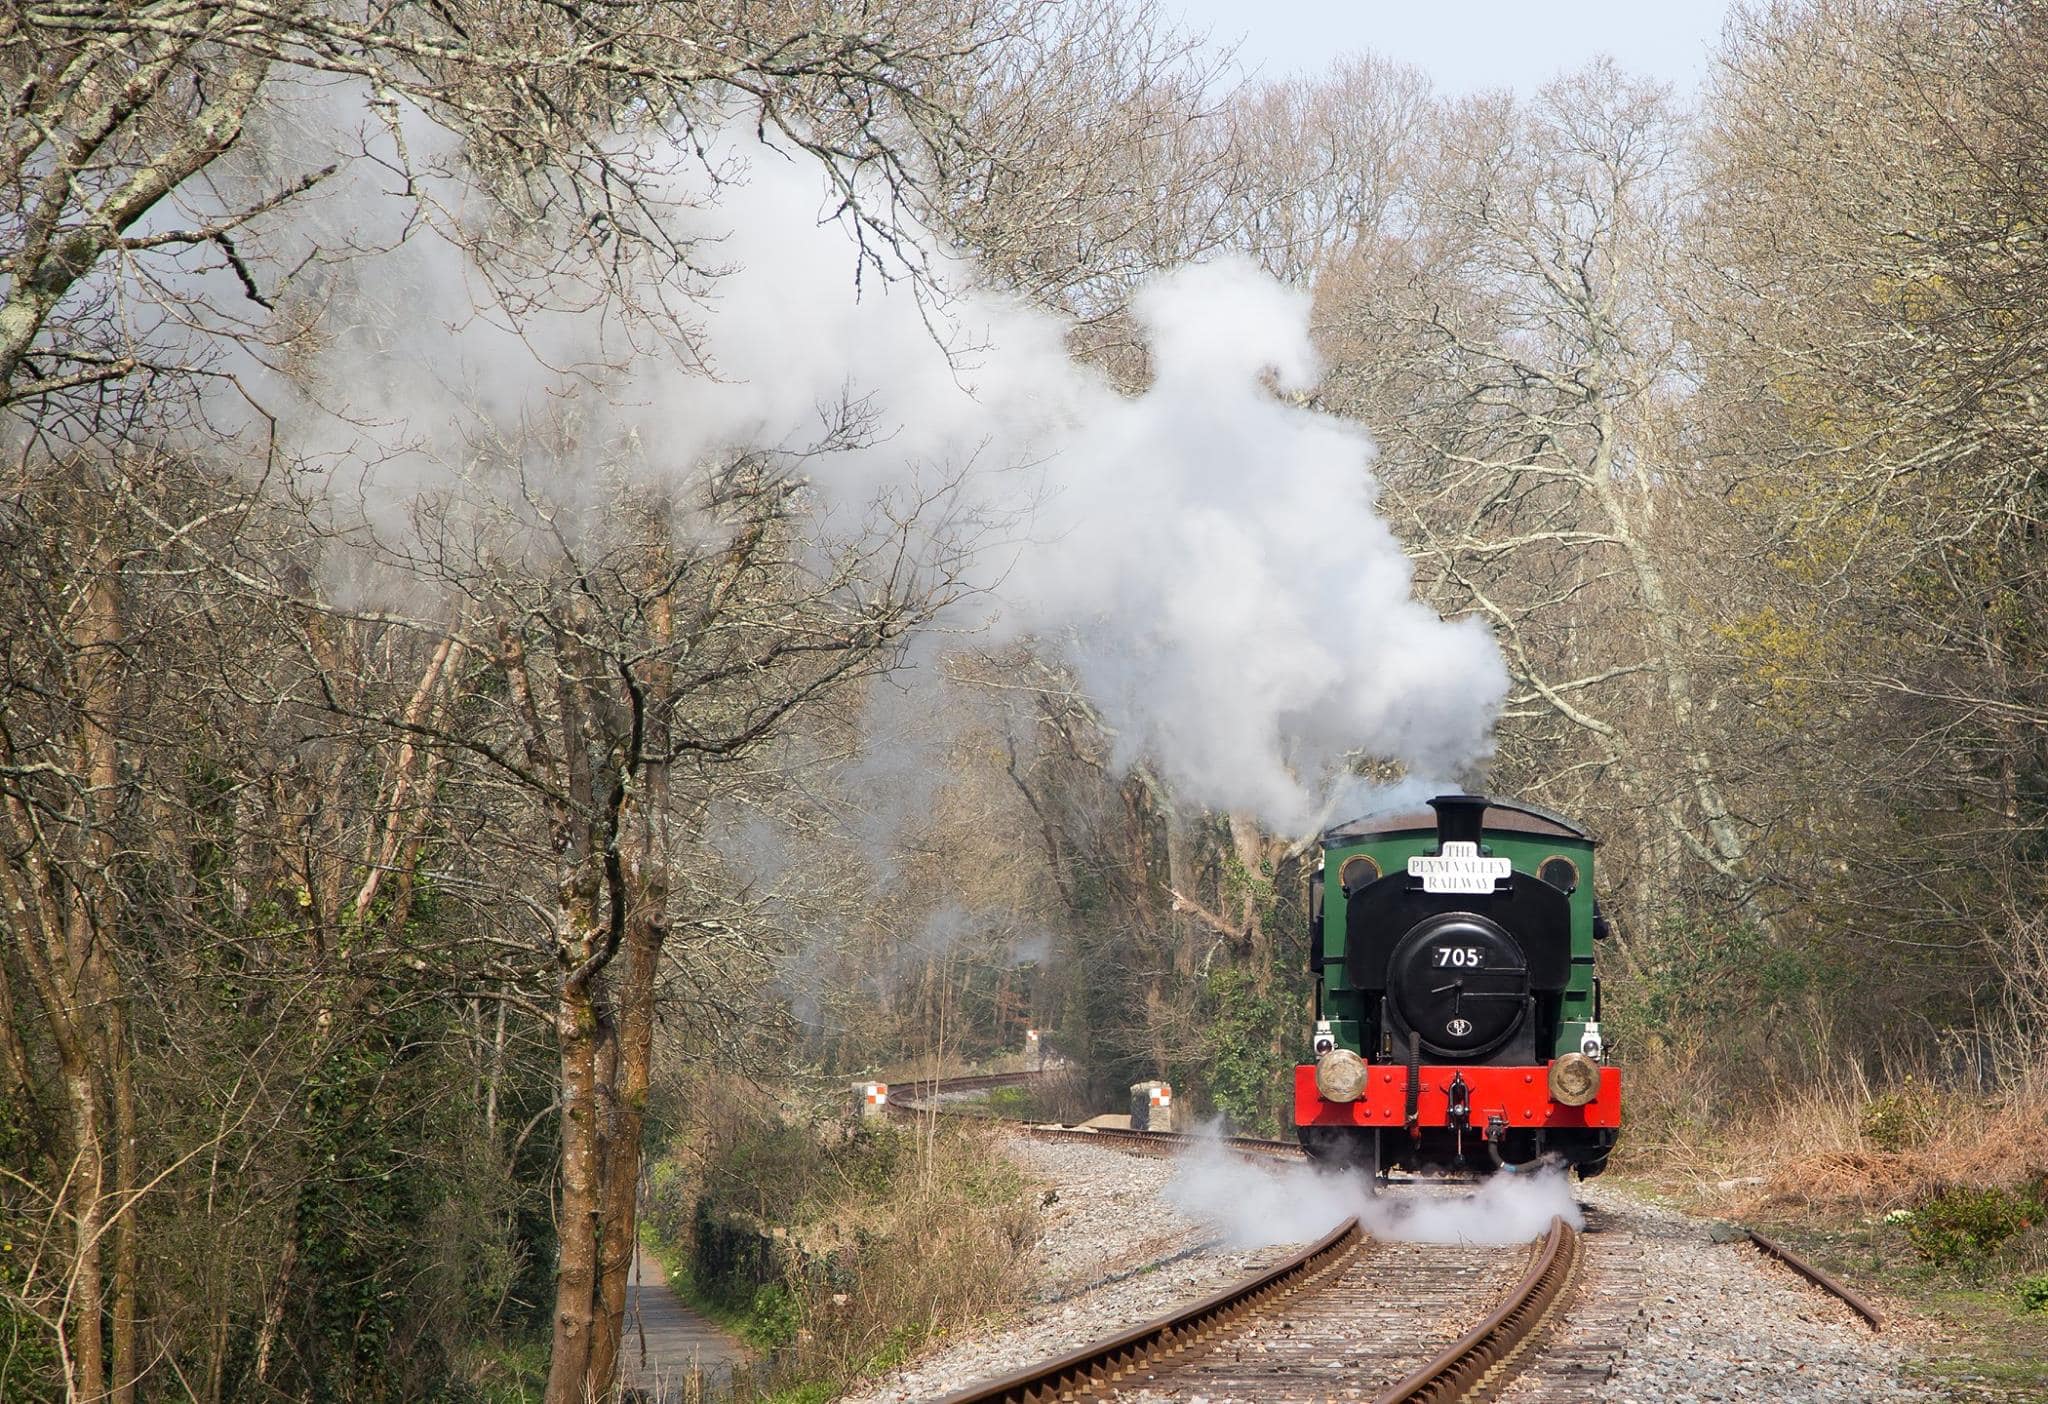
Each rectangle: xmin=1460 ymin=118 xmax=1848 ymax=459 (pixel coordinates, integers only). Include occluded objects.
xmin=1616 ymin=1049 xmax=2048 ymax=1398
xmin=1897 ymin=1283 xmax=2048 ymax=1403
xmin=982 ymin=1084 xmax=1038 ymax=1119
xmin=445 ymin=1337 xmax=550 ymax=1403
xmin=642 ymin=1104 xmax=1036 ymax=1401
xmin=1726 ymin=1211 xmax=2048 ymax=1401
xmin=752 ymin=1386 xmax=837 ymax=1404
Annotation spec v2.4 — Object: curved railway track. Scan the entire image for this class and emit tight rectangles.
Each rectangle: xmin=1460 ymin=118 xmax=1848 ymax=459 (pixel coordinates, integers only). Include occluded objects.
xmin=938 ymin=1216 xmax=1580 ymax=1404
xmin=888 ymin=1069 xmax=1052 ymax=1097
xmin=890 ymin=1069 xmax=1604 ymax=1401
xmin=881 ymin=1069 xmax=1303 ymax=1159
xmin=872 ymin=1067 xmax=1893 ymax=1401
xmin=1019 ymin=1123 xmax=1306 ymax=1160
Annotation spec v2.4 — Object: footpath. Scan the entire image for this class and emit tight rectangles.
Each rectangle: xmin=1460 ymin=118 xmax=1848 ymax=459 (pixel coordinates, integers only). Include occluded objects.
xmin=622 ymin=1241 xmax=752 ymax=1398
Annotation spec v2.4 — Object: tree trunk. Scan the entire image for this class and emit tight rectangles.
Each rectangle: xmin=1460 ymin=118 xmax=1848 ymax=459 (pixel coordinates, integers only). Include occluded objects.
xmin=63 ymin=1060 xmax=108 ymax=1401
xmin=66 ymin=537 xmax=124 ymax=1403
xmin=544 ymin=981 xmax=605 ymax=1404
xmin=108 ymin=994 xmax=138 ymax=1404
xmin=589 ymin=902 xmax=663 ymax=1398
xmin=1583 ymin=426 xmax=1778 ymax=939
xmin=589 ymin=598 xmax=671 ymax=1399
xmin=1228 ymin=811 xmax=1272 ymax=984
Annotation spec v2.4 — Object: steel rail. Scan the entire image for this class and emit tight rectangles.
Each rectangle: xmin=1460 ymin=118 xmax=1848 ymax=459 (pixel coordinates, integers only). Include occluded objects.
xmin=879 ymin=1073 xmax=1304 ymax=1162
xmin=890 ymin=1100 xmax=1303 ymax=1164
xmin=1746 ymin=1230 xmax=1885 ymax=1331
xmin=881 ymin=1076 xmax=1304 ymax=1163
xmin=1372 ymin=1216 xmax=1579 ymax=1404
xmin=1020 ymin=1123 xmax=1305 ymax=1159
xmin=882 ymin=1070 xmax=1048 ymax=1123
xmin=888 ymin=1069 xmax=1047 ymax=1096
xmin=934 ymin=1216 xmax=1365 ymax=1404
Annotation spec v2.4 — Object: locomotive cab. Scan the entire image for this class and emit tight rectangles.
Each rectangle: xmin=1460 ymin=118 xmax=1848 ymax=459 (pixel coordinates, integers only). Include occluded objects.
xmin=1296 ymin=793 xmax=1620 ymax=1178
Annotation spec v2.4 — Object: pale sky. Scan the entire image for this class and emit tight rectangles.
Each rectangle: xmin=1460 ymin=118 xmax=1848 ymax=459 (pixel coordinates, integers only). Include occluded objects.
xmin=1163 ymin=1 xmax=1737 ymax=97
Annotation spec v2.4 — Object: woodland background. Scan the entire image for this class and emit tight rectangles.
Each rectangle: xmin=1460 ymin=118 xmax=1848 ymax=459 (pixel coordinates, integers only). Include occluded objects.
xmin=4 ymin=1 xmax=2047 ymax=1399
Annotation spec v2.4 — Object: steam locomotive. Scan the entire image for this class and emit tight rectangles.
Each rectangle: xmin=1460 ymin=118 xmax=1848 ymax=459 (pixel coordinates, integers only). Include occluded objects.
xmin=1295 ymin=793 xmax=1619 ymax=1177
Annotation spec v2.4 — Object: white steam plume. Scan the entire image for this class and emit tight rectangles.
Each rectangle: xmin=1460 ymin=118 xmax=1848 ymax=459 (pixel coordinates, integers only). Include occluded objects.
xmin=1165 ymin=1136 xmax=1582 ymax=1247
xmin=145 ymin=84 xmax=1508 ymax=827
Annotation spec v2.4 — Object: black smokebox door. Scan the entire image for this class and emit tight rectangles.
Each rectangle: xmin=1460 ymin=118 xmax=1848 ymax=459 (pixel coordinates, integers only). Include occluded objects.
xmin=1388 ymin=914 xmax=1528 ymax=1056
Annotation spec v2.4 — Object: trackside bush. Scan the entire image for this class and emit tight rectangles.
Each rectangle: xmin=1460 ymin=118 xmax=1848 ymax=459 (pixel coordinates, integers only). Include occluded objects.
xmin=655 ymin=1112 xmax=1036 ymax=1391
xmin=1905 ymin=1183 xmax=2047 ymax=1266
xmin=1859 ymin=1082 xmax=1936 ymax=1151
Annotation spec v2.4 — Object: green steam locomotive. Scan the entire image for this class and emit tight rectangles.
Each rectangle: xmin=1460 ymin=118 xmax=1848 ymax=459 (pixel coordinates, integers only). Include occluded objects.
xmin=1295 ymin=793 xmax=1620 ymax=1177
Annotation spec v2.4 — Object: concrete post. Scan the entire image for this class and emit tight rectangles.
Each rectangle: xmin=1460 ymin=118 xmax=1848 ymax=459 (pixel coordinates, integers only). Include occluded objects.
xmin=1025 ymin=1028 xmax=1042 ymax=1065
xmin=853 ymin=1081 xmax=889 ymax=1119
xmin=1130 ymin=1080 xmax=1174 ymax=1133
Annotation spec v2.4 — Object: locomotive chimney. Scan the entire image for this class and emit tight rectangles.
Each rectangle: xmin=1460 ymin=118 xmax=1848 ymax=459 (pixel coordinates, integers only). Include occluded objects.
xmin=1428 ymin=793 xmax=1490 ymax=851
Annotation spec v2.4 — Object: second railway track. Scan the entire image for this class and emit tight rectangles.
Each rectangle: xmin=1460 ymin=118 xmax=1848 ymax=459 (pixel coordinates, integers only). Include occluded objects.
xmin=881 ymin=1069 xmax=1305 ymax=1159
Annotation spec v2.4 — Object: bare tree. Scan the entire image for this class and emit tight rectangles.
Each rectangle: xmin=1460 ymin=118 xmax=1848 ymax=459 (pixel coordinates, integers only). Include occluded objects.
xmin=3 ymin=4 xmax=1202 ymax=1397
xmin=1686 ymin=0 xmax=2048 ymax=1058
xmin=1300 ymin=64 xmax=1781 ymax=938
xmin=1 ymin=0 xmax=1082 ymax=491
xmin=1221 ymin=52 xmax=1436 ymax=287
xmin=0 ymin=457 xmax=134 ymax=1400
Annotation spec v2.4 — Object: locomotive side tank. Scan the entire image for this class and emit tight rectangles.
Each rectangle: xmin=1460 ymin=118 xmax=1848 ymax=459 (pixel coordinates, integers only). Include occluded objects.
xmin=1296 ymin=793 xmax=1620 ymax=1177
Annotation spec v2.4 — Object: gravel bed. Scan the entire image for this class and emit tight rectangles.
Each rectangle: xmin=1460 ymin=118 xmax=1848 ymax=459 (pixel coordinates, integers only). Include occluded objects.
xmin=837 ymin=1133 xmax=1299 ymax=1404
xmin=1500 ymin=1179 xmax=1938 ymax=1404
xmin=841 ymin=1139 xmax=1941 ymax=1404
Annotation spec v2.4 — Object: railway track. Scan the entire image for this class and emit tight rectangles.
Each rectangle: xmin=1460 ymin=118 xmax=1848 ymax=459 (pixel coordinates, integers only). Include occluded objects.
xmin=881 ymin=1069 xmax=1305 ymax=1161
xmin=888 ymin=1068 xmax=1636 ymax=1401
xmin=888 ymin=1069 xmax=1050 ymax=1097
xmin=1020 ymin=1123 xmax=1306 ymax=1160
xmin=873 ymin=1068 xmax=1887 ymax=1401
xmin=1746 ymin=1230 xmax=1885 ymax=1331
xmin=938 ymin=1215 xmax=1581 ymax=1404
